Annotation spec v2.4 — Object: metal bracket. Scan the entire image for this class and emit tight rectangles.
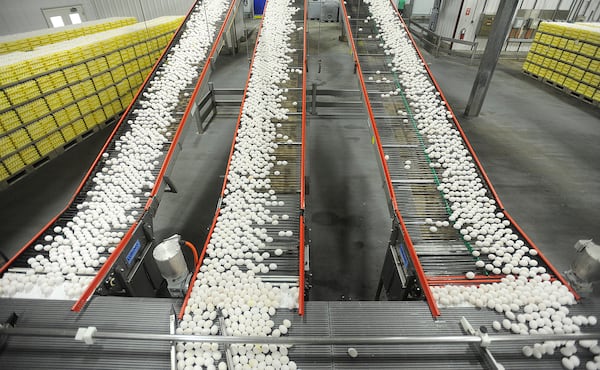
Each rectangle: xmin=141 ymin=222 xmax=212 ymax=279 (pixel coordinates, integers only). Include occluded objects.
xmin=460 ymin=317 xmax=504 ymax=370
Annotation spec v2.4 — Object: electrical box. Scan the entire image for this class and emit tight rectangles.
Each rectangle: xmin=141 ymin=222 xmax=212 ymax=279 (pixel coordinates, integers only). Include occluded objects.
xmin=477 ymin=14 xmax=496 ymax=37
xmin=513 ymin=17 xmax=524 ymax=28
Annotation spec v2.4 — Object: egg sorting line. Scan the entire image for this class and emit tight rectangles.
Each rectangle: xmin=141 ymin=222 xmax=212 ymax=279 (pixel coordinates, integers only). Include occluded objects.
xmin=0 ymin=0 xmax=233 ymax=304
xmin=342 ymin=0 xmax=599 ymax=368
xmin=175 ymin=0 xmax=306 ymax=369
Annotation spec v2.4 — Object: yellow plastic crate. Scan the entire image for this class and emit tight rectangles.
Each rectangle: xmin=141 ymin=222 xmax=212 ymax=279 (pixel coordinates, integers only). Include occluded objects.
xmin=35 ymin=137 xmax=54 ymax=156
xmin=65 ymin=104 xmax=81 ymax=121
xmin=574 ymin=55 xmax=591 ymax=69
xmin=568 ymin=67 xmax=584 ymax=80
xmin=92 ymin=109 xmax=106 ymax=125
xmin=50 ymin=71 xmax=67 ymax=87
xmin=0 ymin=163 xmax=9 ymax=181
xmin=63 ymin=66 xmax=82 ymax=84
xmin=111 ymin=99 xmax=122 ymax=114
xmin=594 ymin=90 xmax=600 ymax=102
xmin=564 ymin=78 xmax=579 ymax=91
xmin=549 ymin=72 xmax=565 ymax=85
xmin=0 ymin=90 xmax=8 ymax=108
xmin=111 ymin=66 xmax=126 ymax=82
xmin=99 ymin=87 xmax=118 ymax=106
xmin=116 ymin=79 xmax=130 ymax=96
xmin=9 ymin=127 xmax=32 ymax=148
xmin=3 ymin=153 xmax=25 ymax=174
xmin=47 ymin=131 xmax=65 ymax=148
xmin=72 ymin=119 xmax=87 ymax=135
xmin=40 ymin=115 xmax=58 ymax=132
xmin=57 ymin=88 xmax=74 ymax=105
xmin=583 ymin=71 xmax=600 ymax=86
xmin=25 ymin=120 xmax=47 ymax=140
xmin=82 ymin=113 xmax=96 ymax=129
xmin=60 ymin=124 xmax=77 ymax=143
xmin=120 ymin=92 xmax=134 ymax=108
xmin=36 ymin=75 xmax=55 ymax=94
xmin=0 ymin=136 xmax=16 ymax=157
xmin=19 ymin=145 xmax=40 ymax=165
xmin=106 ymin=52 xmax=122 ymax=68
xmin=44 ymin=93 xmax=63 ymax=111
xmin=53 ymin=109 xmax=69 ymax=127
xmin=580 ymin=43 xmax=597 ymax=57
xmin=16 ymin=103 xmax=36 ymax=124
xmin=103 ymin=104 xmax=115 ymax=119
xmin=0 ymin=110 xmax=22 ymax=131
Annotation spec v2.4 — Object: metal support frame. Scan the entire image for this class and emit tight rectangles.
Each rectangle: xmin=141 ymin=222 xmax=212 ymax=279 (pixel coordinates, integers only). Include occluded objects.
xmin=1 ymin=325 xmax=599 ymax=345
xmin=464 ymin=0 xmax=519 ymax=117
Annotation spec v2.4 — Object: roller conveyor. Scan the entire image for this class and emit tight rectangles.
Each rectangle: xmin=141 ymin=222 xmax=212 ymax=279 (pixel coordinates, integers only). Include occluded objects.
xmin=339 ymin=0 xmax=579 ymax=316
xmin=0 ymin=0 xmax=242 ymax=311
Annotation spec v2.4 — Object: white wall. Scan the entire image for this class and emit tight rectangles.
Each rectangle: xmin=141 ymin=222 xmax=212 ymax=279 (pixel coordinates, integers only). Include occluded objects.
xmin=0 ymin=0 xmax=193 ymax=36
xmin=433 ymin=0 xmax=599 ymax=51
xmin=0 ymin=0 xmax=98 ymax=35
xmin=92 ymin=0 xmax=194 ymax=22
xmin=411 ymin=0 xmax=436 ymax=15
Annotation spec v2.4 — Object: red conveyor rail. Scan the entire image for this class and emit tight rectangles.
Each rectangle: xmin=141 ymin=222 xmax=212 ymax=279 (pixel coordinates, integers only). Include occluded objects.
xmin=339 ymin=1 xmax=441 ymax=317
xmin=298 ymin=0 xmax=308 ymax=316
xmin=388 ymin=1 xmax=578 ymax=299
xmin=178 ymin=2 xmax=268 ymax=319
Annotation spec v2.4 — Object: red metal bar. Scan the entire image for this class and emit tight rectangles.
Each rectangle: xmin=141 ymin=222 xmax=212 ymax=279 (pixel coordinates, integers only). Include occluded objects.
xmin=72 ymin=0 xmax=237 ymax=312
xmin=427 ymin=275 xmax=504 ymax=285
xmin=298 ymin=215 xmax=306 ymax=316
xmin=389 ymin=0 xmax=578 ymax=299
xmin=178 ymin=0 xmax=270 ymax=319
xmin=297 ymin=0 xmax=308 ymax=317
xmin=339 ymin=0 xmax=440 ymax=317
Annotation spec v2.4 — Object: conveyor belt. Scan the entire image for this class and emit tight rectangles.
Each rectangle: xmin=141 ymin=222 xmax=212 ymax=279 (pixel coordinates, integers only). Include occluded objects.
xmin=339 ymin=0 xmax=578 ymax=317
xmin=2 ymin=298 xmax=598 ymax=369
xmin=179 ymin=0 xmax=307 ymax=315
xmin=0 ymin=296 xmax=176 ymax=369
xmin=0 ymin=0 xmax=241 ymax=311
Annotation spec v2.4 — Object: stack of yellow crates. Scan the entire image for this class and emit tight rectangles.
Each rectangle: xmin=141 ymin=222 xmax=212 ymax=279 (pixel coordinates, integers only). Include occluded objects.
xmin=0 ymin=18 xmax=137 ymax=55
xmin=523 ymin=22 xmax=600 ymax=104
xmin=0 ymin=16 xmax=183 ymax=184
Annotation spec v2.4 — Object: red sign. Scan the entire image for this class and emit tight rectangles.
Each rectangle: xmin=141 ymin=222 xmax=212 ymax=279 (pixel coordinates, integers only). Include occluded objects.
xmin=466 ymin=7 xmax=471 ymax=15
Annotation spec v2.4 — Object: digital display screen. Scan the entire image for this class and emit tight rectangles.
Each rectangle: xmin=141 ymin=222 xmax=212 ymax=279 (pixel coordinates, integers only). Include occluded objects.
xmin=126 ymin=239 xmax=142 ymax=265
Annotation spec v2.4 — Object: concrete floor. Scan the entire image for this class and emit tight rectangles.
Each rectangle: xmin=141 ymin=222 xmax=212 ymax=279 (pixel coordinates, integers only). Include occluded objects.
xmin=1 ymin=20 xmax=598 ymax=300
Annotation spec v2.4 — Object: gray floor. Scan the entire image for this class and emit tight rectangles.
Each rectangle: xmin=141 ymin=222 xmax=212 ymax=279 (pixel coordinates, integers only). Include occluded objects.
xmin=0 ymin=20 xmax=598 ymax=301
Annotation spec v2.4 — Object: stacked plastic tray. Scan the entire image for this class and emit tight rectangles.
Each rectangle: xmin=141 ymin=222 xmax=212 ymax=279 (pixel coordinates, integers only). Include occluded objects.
xmin=523 ymin=22 xmax=600 ymax=104
xmin=0 ymin=17 xmax=137 ymax=54
xmin=0 ymin=16 xmax=183 ymax=185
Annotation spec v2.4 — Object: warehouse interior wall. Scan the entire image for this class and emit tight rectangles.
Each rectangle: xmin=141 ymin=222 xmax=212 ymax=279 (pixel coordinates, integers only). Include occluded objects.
xmin=0 ymin=0 xmax=98 ymax=35
xmin=432 ymin=0 xmax=599 ymax=52
xmin=412 ymin=0 xmax=436 ymax=15
xmin=0 ymin=0 xmax=194 ymax=36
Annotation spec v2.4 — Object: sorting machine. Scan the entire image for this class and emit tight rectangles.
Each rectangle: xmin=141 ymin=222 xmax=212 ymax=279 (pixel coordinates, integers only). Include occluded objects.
xmin=0 ymin=0 xmax=599 ymax=369
xmin=339 ymin=0 xmax=579 ymax=316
